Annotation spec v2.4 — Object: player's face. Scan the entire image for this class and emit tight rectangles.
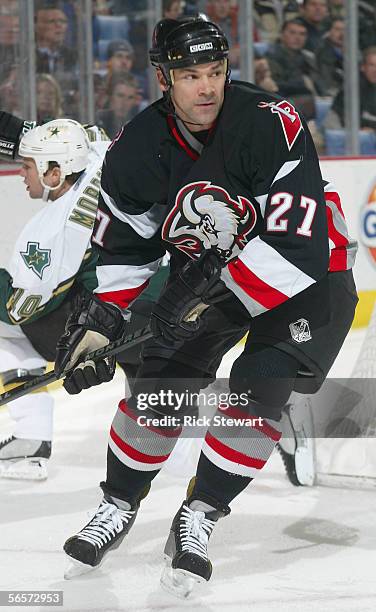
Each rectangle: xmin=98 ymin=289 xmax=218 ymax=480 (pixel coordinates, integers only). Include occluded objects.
xmin=20 ymin=158 xmax=61 ymax=199
xmin=20 ymin=158 xmax=44 ymax=199
xmin=169 ymin=61 xmax=226 ymax=132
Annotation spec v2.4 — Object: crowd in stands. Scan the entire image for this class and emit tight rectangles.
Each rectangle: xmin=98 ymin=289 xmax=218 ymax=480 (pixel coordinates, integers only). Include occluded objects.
xmin=1 ymin=0 xmax=376 ymax=155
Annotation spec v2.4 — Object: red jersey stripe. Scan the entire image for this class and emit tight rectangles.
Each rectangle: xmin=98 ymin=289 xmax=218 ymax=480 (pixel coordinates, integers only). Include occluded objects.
xmin=167 ymin=115 xmax=199 ymax=161
xmin=97 ymin=280 xmax=149 ymax=308
xmin=329 ymin=248 xmax=348 ymax=272
xmin=227 ymin=258 xmax=289 ymax=309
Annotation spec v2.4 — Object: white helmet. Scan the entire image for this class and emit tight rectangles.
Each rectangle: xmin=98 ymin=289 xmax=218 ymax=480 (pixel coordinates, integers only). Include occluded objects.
xmin=19 ymin=119 xmax=90 ymax=200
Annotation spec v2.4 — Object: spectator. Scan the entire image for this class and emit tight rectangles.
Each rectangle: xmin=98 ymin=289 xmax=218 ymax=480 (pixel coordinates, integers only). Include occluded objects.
xmin=35 ymin=3 xmax=76 ymax=74
xmin=96 ymin=74 xmax=142 ymax=138
xmin=315 ymin=17 xmax=344 ymax=97
xmin=0 ymin=1 xmax=19 ymax=82
xmin=36 ymin=74 xmax=64 ymax=123
xmin=205 ymin=0 xmax=240 ymax=67
xmin=107 ymin=39 xmax=134 ymax=76
xmin=299 ymin=0 xmax=329 ymax=52
xmin=0 ymin=64 xmax=21 ymax=115
xmin=94 ymin=72 xmax=108 ymax=112
xmin=163 ymin=0 xmax=184 ymax=19
xmin=93 ymin=0 xmax=112 ymax=15
xmin=254 ymin=0 xmax=300 ymax=43
xmin=327 ymin=0 xmax=344 ymax=20
xmin=267 ymin=18 xmax=321 ymax=118
xmin=359 ymin=1 xmax=376 ymax=50
xmin=324 ymin=46 xmax=376 ymax=132
xmin=254 ymin=56 xmax=279 ymax=93
xmin=106 ymin=39 xmax=148 ymax=102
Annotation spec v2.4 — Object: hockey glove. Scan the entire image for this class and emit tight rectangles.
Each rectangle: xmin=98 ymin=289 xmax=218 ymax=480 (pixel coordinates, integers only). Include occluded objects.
xmin=151 ymin=249 xmax=228 ymax=345
xmin=0 ymin=111 xmax=36 ymax=160
xmin=54 ymin=294 xmax=127 ymax=395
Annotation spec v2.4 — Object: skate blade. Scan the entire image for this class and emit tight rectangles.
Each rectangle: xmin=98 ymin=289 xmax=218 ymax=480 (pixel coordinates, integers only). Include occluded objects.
xmin=64 ymin=555 xmax=98 ymax=580
xmin=295 ymin=443 xmax=315 ymax=486
xmin=160 ymin=556 xmax=205 ymax=599
xmin=0 ymin=458 xmax=48 ymax=481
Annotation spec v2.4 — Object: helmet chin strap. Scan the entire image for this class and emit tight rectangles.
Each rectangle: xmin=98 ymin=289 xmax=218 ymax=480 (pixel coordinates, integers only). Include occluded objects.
xmin=41 ymin=175 xmax=65 ymax=202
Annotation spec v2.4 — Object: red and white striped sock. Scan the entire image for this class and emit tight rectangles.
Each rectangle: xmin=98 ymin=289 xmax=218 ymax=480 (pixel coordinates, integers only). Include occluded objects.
xmin=194 ymin=405 xmax=282 ymax=503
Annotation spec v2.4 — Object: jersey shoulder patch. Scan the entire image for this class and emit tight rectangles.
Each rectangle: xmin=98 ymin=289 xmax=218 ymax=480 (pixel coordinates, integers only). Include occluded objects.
xmin=20 ymin=241 xmax=51 ymax=279
xmin=257 ymin=99 xmax=303 ymax=151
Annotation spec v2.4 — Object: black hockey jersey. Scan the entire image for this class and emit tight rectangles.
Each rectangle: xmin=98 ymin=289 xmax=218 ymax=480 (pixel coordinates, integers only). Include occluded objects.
xmin=92 ymin=81 xmax=357 ymax=317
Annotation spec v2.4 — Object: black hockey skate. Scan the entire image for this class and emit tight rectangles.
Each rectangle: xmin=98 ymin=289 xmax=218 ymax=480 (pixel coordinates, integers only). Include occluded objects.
xmin=64 ymin=492 xmax=144 ymax=579
xmin=161 ymin=491 xmax=230 ymax=599
xmin=0 ymin=436 xmax=51 ymax=481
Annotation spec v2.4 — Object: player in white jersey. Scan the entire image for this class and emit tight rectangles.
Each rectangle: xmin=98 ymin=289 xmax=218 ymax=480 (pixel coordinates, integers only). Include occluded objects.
xmin=0 ymin=117 xmax=110 ymax=480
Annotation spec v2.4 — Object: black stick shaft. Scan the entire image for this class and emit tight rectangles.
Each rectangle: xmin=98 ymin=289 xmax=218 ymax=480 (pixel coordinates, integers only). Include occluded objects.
xmin=0 ymin=327 xmax=153 ymax=406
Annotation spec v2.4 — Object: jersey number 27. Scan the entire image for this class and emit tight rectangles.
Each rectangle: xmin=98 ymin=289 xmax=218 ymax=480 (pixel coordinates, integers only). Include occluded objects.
xmin=266 ymin=192 xmax=317 ymax=237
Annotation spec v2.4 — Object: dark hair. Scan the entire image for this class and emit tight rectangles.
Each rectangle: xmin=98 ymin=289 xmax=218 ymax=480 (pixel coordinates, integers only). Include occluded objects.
xmin=282 ymin=18 xmax=307 ymax=32
xmin=35 ymin=0 xmax=65 ymax=13
xmin=302 ymin=0 xmax=327 ymax=6
xmin=46 ymin=161 xmax=84 ymax=185
xmin=362 ymin=46 xmax=376 ymax=64
xmin=163 ymin=0 xmax=180 ymax=12
xmin=108 ymin=73 xmax=139 ymax=97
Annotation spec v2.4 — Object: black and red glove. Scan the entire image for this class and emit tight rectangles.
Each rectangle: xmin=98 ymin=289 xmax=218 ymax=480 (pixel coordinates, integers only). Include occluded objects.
xmin=151 ymin=249 xmax=229 ymax=345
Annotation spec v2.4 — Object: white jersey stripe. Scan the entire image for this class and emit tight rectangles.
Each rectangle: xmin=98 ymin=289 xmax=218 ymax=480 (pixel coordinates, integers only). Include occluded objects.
xmin=271 ymin=159 xmax=301 ymax=186
xmin=95 ymin=259 xmax=163 ymax=294
xmin=255 ymin=194 xmax=268 ymax=217
xmin=100 ymin=187 xmax=166 ymax=239
xmin=326 ymin=199 xmax=350 ymax=239
xmin=221 ymin=267 xmax=268 ymax=317
xmin=238 ymin=236 xmax=316 ymax=297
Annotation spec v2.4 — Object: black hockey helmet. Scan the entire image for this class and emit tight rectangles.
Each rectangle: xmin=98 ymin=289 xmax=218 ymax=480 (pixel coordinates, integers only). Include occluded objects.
xmin=149 ymin=15 xmax=229 ymax=85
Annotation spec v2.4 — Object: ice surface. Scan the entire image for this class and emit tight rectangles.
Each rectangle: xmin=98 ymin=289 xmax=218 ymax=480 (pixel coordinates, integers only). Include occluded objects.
xmin=0 ymin=331 xmax=375 ymax=612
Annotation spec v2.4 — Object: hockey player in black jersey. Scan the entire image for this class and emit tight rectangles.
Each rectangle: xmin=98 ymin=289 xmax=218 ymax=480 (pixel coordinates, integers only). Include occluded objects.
xmin=54 ymin=15 xmax=358 ymax=596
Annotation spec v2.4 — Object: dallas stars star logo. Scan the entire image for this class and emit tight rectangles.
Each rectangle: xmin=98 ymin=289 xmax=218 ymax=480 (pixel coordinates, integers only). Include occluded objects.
xmin=48 ymin=126 xmax=60 ymax=137
xmin=20 ymin=242 xmax=51 ymax=279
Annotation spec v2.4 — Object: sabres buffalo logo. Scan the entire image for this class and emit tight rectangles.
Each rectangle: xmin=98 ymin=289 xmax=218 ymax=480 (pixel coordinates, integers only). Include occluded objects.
xmin=162 ymin=181 xmax=257 ymax=261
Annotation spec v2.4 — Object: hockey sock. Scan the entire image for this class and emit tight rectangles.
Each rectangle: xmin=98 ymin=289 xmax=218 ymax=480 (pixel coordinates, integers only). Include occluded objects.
xmin=102 ymin=399 xmax=182 ymax=503
xmin=193 ymin=405 xmax=282 ymax=506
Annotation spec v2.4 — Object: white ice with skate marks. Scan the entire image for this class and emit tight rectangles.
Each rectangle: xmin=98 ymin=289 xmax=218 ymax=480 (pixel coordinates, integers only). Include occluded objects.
xmin=0 ymin=329 xmax=376 ymax=611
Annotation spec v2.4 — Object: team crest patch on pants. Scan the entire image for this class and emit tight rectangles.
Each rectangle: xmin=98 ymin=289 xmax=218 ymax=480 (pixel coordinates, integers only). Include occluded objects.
xmin=289 ymin=318 xmax=312 ymax=343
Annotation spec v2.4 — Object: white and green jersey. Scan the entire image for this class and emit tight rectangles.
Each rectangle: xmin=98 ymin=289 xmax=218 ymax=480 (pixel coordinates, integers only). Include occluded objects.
xmin=0 ymin=128 xmax=110 ymax=325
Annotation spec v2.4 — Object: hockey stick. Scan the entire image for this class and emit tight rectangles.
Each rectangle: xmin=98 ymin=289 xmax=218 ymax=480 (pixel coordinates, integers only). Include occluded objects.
xmin=0 ymin=326 xmax=153 ymax=407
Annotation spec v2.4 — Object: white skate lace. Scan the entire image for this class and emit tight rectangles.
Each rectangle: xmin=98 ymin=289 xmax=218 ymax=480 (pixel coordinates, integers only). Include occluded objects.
xmin=179 ymin=504 xmax=216 ymax=560
xmin=77 ymin=500 xmax=135 ymax=548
